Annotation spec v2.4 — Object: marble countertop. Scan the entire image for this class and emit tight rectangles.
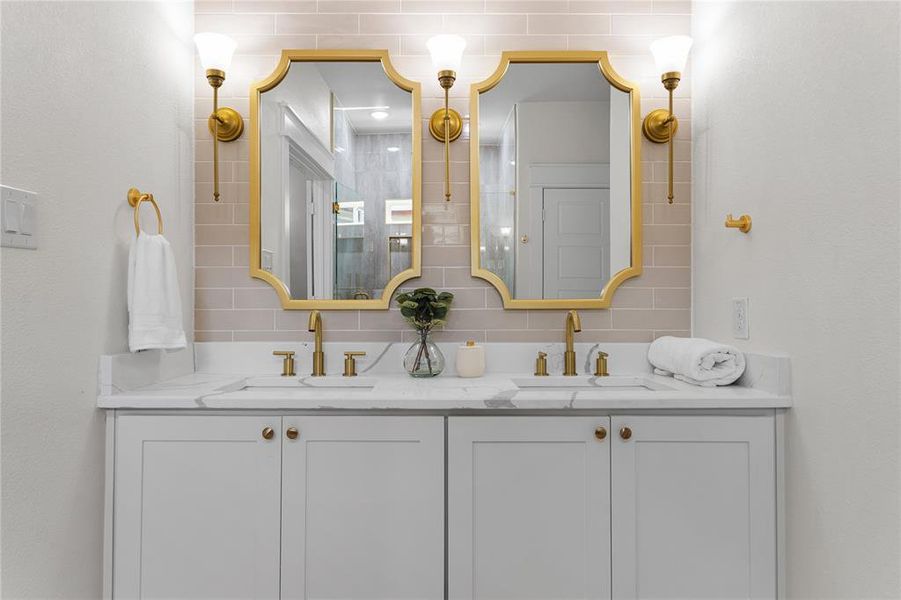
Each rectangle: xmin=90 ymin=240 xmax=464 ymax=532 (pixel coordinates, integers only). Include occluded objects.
xmin=97 ymin=342 xmax=791 ymax=411
xmin=97 ymin=372 xmax=791 ymax=411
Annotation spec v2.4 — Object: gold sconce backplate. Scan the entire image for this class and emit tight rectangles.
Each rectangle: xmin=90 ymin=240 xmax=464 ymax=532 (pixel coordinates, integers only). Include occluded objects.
xmin=208 ymin=107 xmax=245 ymax=142
xmin=642 ymin=108 xmax=678 ymax=143
xmin=428 ymin=108 xmax=463 ymax=142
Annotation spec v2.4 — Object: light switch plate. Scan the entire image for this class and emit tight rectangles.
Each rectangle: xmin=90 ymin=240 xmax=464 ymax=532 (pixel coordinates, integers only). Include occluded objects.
xmin=732 ymin=297 xmax=750 ymax=340
xmin=1 ymin=185 xmax=38 ymax=249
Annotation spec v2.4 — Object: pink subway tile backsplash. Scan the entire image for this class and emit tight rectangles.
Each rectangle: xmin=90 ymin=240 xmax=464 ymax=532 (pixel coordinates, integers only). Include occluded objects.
xmin=318 ymin=1 xmax=402 ymax=13
xmin=443 ymin=14 xmax=528 ymax=35
xmin=193 ymin=0 xmax=691 ymax=341
xmin=277 ymin=13 xmax=360 ymax=34
xmin=527 ymin=14 xmax=611 ymax=35
xmin=401 ymin=0 xmax=486 ymax=13
xmin=233 ymin=1 xmax=318 ymax=13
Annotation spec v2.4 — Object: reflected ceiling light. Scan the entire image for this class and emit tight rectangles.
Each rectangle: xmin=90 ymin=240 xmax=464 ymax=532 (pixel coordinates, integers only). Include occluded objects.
xmin=335 ymin=146 xmax=346 ymax=153
xmin=335 ymin=105 xmax=389 ymax=111
xmin=499 ymin=227 xmax=512 ymax=236
xmin=386 ymin=146 xmax=400 ymax=152
xmin=370 ymin=111 xmax=389 ymax=120
xmin=426 ymin=34 xmax=466 ymax=202
xmin=642 ymin=35 xmax=692 ymax=204
xmin=194 ymin=32 xmax=243 ymax=201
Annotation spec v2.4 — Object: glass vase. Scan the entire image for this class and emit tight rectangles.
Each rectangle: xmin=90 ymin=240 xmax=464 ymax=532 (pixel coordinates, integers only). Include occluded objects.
xmin=403 ymin=330 xmax=445 ymax=377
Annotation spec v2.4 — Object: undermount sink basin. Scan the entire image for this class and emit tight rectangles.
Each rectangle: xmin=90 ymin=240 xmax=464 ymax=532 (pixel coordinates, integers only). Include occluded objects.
xmin=240 ymin=376 xmax=377 ymax=391
xmin=512 ymin=376 xmax=671 ymax=392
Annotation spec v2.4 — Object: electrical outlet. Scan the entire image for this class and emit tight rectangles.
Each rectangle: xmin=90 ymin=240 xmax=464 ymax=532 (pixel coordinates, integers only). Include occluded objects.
xmin=261 ymin=249 xmax=274 ymax=272
xmin=732 ymin=297 xmax=749 ymax=340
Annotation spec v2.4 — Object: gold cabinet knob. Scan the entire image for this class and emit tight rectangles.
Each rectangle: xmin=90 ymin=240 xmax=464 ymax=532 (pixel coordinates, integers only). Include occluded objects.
xmin=286 ymin=427 xmax=299 ymax=440
xmin=595 ymin=426 xmax=607 ymax=441
xmin=619 ymin=426 xmax=632 ymax=440
xmin=262 ymin=426 xmax=275 ymax=440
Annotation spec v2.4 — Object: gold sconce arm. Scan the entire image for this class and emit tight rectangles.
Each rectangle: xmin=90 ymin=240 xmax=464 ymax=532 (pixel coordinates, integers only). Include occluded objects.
xmin=642 ymin=71 xmax=682 ymax=204
xmin=725 ymin=213 xmax=752 ymax=233
xmin=428 ymin=70 xmax=463 ymax=202
xmin=444 ymin=83 xmax=450 ymax=201
xmin=203 ymin=68 xmax=244 ymax=202
xmin=194 ymin=34 xmax=242 ymax=202
xmin=425 ymin=35 xmax=466 ymax=202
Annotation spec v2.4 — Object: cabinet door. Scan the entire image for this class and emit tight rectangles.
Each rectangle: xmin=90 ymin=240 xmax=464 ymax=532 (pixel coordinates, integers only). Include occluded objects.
xmin=448 ymin=417 xmax=612 ymax=600
xmin=611 ymin=414 xmax=776 ymax=600
xmin=281 ymin=416 xmax=444 ymax=600
xmin=113 ymin=415 xmax=281 ymax=599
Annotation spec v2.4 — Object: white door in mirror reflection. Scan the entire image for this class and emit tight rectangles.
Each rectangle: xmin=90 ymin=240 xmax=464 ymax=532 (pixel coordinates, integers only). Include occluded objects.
xmin=542 ymin=188 xmax=610 ymax=299
xmin=475 ymin=59 xmax=636 ymax=303
xmin=515 ymin=163 xmax=613 ymax=299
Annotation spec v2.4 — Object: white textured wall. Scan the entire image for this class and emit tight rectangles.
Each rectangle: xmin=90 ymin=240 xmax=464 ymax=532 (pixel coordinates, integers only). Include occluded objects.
xmin=0 ymin=1 xmax=194 ymax=597
xmin=691 ymin=1 xmax=901 ymax=597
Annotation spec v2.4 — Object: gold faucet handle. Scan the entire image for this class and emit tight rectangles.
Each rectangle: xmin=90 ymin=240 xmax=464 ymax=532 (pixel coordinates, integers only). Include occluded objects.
xmin=535 ymin=351 xmax=549 ymax=377
xmin=343 ymin=351 xmax=366 ymax=377
xmin=594 ymin=351 xmax=609 ymax=377
xmin=273 ymin=350 xmax=296 ymax=377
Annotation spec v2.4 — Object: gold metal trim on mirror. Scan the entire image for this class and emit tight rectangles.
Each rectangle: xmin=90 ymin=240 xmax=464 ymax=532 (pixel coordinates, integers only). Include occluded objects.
xmin=249 ymin=49 xmax=422 ymax=310
xmin=469 ymin=51 xmax=643 ymax=309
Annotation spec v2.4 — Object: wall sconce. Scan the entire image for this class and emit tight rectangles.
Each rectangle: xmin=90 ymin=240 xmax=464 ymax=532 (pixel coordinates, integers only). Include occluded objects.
xmin=642 ymin=35 xmax=692 ymax=204
xmin=426 ymin=35 xmax=466 ymax=202
xmin=194 ymin=32 xmax=244 ymax=202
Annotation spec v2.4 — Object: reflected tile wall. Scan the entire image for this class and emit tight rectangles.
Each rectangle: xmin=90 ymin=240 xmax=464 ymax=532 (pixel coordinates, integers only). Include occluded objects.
xmin=194 ymin=0 xmax=692 ymax=343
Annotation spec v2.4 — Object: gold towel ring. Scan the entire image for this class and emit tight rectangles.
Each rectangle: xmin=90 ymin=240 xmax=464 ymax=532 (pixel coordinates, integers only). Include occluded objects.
xmin=127 ymin=187 xmax=162 ymax=236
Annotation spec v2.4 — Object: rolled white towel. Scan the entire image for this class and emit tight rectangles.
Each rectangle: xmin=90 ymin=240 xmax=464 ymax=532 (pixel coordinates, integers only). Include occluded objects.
xmin=648 ymin=336 xmax=745 ymax=387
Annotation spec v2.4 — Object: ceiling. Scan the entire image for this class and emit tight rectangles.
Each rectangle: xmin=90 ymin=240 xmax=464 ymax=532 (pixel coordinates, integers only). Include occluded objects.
xmin=285 ymin=61 xmax=413 ymax=136
xmin=479 ymin=62 xmax=614 ymax=143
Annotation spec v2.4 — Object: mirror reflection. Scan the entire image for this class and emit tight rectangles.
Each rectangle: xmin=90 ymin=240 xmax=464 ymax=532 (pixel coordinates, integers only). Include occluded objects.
xmin=258 ymin=59 xmax=415 ymax=301
xmin=476 ymin=59 xmax=638 ymax=302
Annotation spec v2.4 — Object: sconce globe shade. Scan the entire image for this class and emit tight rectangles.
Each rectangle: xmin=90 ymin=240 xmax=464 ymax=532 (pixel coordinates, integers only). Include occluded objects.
xmin=650 ymin=35 xmax=693 ymax=75
xmin=194 ymin=32 xmax=237 ymax=72
xmin=426 ymin=34 xmax=466 ymax=72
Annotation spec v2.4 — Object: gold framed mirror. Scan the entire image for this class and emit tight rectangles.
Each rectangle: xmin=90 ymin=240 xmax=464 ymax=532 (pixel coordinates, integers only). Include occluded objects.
xmin=250 ymin=50 xmax=422 ymax=309
xmin=470 ymin=51 xmax=642 ymax=309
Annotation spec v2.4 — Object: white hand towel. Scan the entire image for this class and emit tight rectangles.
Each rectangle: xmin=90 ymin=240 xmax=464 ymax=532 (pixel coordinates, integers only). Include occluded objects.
xmin=648 ymin=336 xmax=745 ymax=387
xmin=128 ymin=232 xmax=186 ymax=353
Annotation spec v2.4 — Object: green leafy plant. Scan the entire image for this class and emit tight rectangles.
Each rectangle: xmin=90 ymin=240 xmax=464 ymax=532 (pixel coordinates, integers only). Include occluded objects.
xmin=395 ymin=288 xmax=454 ymax=332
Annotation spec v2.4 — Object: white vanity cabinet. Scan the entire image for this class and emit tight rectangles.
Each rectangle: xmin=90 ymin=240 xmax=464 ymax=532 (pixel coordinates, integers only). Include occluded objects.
xmin=447 ymin=417 xmax=612 ymax=599
xmin=279 ymin=416 xmax=445 ymax=600
xmin=610 ymin=415 xmax=776 ymax=600
xmin=112 ymin=415 xmax=283 ymax=599
xmin=107 ymin=411 xmax=780 ymax=600
xmin=109 ymin=414 xmax=445 ymax=600
xmin=447 ymin=414 xmax=779 ymax=600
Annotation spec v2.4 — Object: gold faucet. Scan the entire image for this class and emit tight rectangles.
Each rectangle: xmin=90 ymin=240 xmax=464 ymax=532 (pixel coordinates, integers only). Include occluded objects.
xmin=308 ymin=310 xmax=325 ymax=376
xmin=563 ymin=310 xmax=582 ymax=376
